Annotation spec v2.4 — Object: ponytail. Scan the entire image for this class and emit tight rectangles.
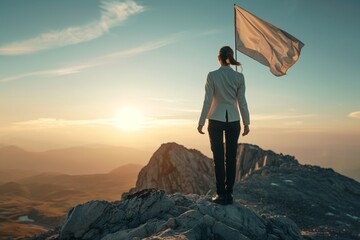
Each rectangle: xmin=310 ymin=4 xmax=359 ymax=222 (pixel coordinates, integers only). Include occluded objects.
xmin=219 ymin=46 xmax=241 ymax=66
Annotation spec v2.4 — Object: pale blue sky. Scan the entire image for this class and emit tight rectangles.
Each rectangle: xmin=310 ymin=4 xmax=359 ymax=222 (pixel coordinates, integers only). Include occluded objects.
xmin=1 ymin=0 xmax=359 ymax=122
xmin=0 ymin=0 xmax=359 ymax=177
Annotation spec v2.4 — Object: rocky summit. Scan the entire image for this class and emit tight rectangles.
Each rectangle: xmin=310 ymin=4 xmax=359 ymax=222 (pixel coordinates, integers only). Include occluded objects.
xmin=36 ymin=188 xmax=303 ymax=240
xmin=124 ymin=142 xmax=300 ymax=197
xmin=125 ymin=142 xmax=215 ymax=196
xmin=123 ymin=142 xmax=360 ymax=239
xmin=31 ymin=142 xmax=360 ymax=240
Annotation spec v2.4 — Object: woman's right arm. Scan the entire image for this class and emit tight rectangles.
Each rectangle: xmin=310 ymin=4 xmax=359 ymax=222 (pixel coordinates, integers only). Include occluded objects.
xmin=237 ymin=75 xmax=250 ymax=129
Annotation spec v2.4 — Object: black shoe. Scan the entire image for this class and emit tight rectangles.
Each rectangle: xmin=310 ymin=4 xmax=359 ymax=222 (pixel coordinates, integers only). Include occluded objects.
xmin=210 ymin=194 xmax=227 ymax=205
xmin=226 ymin=193 xmax=233 ymax=204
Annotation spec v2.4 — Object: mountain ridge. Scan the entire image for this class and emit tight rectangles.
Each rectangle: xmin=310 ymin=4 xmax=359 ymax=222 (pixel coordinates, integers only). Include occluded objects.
xmin=0 ymin=144 xmax=149 ymax=175
xmin=31 ymin=142 xmax=360 ymax=240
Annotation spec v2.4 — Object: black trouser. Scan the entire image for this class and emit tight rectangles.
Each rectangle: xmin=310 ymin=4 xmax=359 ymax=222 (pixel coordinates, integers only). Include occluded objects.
xmin=208 ymin=119 xmax=240 ymax=195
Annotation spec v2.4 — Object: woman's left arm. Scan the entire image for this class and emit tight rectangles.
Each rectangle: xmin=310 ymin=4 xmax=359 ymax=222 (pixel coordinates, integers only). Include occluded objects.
xmin=198 ymin=73 xmax=214 ymax=134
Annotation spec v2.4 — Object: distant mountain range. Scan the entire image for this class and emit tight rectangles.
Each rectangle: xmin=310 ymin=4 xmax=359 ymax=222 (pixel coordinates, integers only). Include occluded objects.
xmin=0 ymin=144 xmax=150 ymax=175
xmin=0 ymin=163 xmax=143 ymax=201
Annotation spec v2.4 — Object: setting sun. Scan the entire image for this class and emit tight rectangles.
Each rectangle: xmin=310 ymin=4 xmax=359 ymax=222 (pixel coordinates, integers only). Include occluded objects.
xmin=114 ymin=107 xmax=145 ymax=131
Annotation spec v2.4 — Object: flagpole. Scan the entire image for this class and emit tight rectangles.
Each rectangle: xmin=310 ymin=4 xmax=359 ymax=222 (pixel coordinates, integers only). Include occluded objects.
xmin=234 ymin=4 xmax=238 ymax=72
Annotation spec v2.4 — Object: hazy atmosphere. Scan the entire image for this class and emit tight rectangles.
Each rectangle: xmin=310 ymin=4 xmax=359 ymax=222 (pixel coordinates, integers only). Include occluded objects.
xmin=1 ymin=0 xmax=359 ymax=179
xmin=1 ymin=1 xmax=360 ymax=239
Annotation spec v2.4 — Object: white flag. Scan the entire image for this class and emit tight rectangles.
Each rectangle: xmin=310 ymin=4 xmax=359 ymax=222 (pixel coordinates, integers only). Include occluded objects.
xmin=234 ymin=5 xmax=304 ymax=76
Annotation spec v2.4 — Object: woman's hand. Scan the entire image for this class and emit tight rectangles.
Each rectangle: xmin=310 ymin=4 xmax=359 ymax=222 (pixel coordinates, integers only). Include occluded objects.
xmin=197 ymin=125 xmax=205 ymax=134
xmin=242 ymin=125 xmax=250 ymax=136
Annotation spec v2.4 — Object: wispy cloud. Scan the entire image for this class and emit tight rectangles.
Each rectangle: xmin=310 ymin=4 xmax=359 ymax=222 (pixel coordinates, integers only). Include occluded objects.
xmin=348 ymin=111 xmax=360 ymax=119
xmin=102 ymin=33 xmax=185 ymax=59
xmin=12 ymin=114 xmax=195 ymax=130
xmin=0 ymin=63 xmax=97 ymax=82
xmin=284 ymin=121 xmax=303 ymax=126
xmin=0 ymin=35 xmax=181 ymax=83
xmin=13 ymin=118 xmax=111 ymax=128
xmin=149 ymin=98 xmax=188 ymax=104
xmin=0 ymin=0 xmax=144 ymax=55
xmin=198 ymin=29 xmax=222 ymax=36
xmin=144 ymin=118 xmax=196 ymax=127
xmin=252 ymin=114 xmax=315 ymax=121
xmin=11 ymin=113 xmax=316 ymax=130
xmin=168 ymin=108 xmax=200 ymax=113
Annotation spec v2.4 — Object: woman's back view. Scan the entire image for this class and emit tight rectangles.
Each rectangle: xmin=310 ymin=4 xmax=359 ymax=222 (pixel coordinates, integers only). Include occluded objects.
xmin=198 ymin=46 xmax=250 ymax=205
xmin=198 ymin=65 xmax=249 ymax=126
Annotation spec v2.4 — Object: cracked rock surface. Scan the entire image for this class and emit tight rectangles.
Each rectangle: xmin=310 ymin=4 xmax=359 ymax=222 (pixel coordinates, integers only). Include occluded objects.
xmin=30 ymin=142 xmax=360 ymax=240
xmin=56 ymin=188 xmax=303 ymax=240
xmin=125 ymin=143 xmax=360 ymax=240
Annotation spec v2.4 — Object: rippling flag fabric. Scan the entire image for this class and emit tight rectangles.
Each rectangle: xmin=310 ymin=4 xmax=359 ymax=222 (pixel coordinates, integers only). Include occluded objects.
xmin=234 ymin=5 xmax=304 ymax=76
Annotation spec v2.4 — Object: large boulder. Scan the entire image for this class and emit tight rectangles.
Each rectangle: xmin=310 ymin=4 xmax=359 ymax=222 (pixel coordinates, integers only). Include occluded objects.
xmin=127 ymin=142 xmax=215 ymax=196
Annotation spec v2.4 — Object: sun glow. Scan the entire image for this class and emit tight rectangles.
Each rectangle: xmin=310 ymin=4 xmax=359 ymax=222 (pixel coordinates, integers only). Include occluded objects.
xmin=114 ymin=107 xmax=145 ymax=131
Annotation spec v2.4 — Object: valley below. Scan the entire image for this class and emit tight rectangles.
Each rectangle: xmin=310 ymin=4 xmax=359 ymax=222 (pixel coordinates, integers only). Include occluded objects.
xmin=0 ymin=164 xmax=142 ymax=240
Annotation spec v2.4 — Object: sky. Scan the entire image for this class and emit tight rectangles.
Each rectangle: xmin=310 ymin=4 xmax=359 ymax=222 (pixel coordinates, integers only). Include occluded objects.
xmin=0 ymin=0 xmax=359 ymax=177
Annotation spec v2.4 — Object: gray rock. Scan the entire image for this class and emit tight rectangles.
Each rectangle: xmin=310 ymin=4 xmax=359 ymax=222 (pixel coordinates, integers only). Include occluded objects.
xmin=212 ymin=221 xmax=250 ymax=240
xmin=51 ymin=189 xmax=304 ymax=240
xmin=235 ymin=143 xmax=299 ymax=181
xmin=196 ymin=198 xmax=267 ymax=239
xmin=123 ymin=143 xmax=299 ymax=198
xmin=125 ymin=142 xmax=216 ymax=196
xmin=60 ymin=200 xmax=108 ymax=239
xmin=32 ymin=142 xmax=360 ymax=240
xmin=238 ymin=163 xmax=360 ymax=239
xmin=266 ymin=216 xmax=303 ymax=240
xmin=126 ymin=142 xmax=360 ymax=239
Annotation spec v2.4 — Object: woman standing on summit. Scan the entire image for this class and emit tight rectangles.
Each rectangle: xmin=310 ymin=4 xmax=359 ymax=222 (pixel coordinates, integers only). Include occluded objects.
xmin=198 ymin=46 xmax=250 ymax=205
